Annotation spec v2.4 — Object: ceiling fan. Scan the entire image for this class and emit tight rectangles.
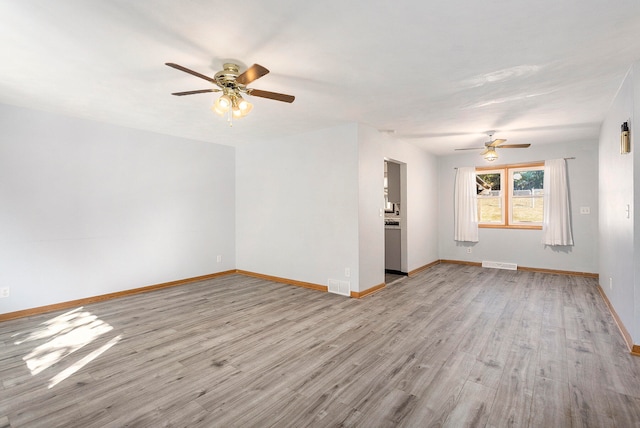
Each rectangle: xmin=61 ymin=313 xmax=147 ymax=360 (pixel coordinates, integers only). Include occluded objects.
xmin=455 ymin=132 xmax=531 ymax=161
xmin=165 ymin=62 xmax=295 ymax=124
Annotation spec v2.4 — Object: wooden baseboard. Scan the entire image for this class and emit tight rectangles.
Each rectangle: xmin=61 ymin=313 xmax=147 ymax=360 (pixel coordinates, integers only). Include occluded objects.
xmin=517 ymin=266 xmax=598 ymax=278
xmin=596 ymin=284 xmax=640 ymax=357
xmin=351 ymin=283 xmax=385 ymax=298
xmin=236 ymin=271 xmax=389 ymax=299
xmin=0 ymin=270 xmax=237 ymax=322
xmin=439 ymin=259 xmax=482 ymax=267
xmin=408 ymin=260 xmax=441 ymax=276
xmin=438 ymin=259 xmax=598 ymax=278
xmin=236 ymin=270 xmax=389 ymax=299
xmin=235 ymin=270 xmax=328 ymax=292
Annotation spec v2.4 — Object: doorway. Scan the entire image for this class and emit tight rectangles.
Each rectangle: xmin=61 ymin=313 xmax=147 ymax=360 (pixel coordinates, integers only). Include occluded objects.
xmin=384 ymin=159 xmax=408 ymax=280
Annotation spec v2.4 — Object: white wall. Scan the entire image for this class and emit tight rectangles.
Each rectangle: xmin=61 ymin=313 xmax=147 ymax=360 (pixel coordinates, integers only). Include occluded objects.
xmin=438 ymin=139 xmax=599 ymax=273
xmin=635 ymin=65 xmax=640 ymax=345
xmin=235 ymin=123 xmax=361 ymax=290
xmin=0 ymin=104 xmax=235 ymax=314
xmin=599 ymin=63 xmax=638 ymax=342
xmin=357 ymin=125 xmax=439 ymax=291
xmin=235 ymin=123 xmax=439 ymax=294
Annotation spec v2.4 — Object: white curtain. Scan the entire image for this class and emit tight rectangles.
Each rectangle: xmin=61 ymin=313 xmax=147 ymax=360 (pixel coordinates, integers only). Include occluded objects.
xmin=542 ymin=158 xmax=574 ymax=246
xmin=454 ymin=167 xmax=479 ymax=242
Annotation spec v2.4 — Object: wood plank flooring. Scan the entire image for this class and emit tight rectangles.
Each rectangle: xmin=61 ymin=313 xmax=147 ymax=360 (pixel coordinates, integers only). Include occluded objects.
xmin=1 ymin=264 xmax=640 ymax=427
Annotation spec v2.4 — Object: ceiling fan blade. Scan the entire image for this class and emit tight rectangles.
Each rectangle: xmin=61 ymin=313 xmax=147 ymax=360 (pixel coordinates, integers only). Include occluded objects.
xmin=165 ymin=63 xmax=216 ymax=84
xmin=480 ymin=149 xmax=490 ymax=156
xmin=236 ymin=64 xmax=270 ymax=85
xmin=454 ymin=147 xmax=485 ymax=151
xmin=248 ymin=89 xmax=295 ymax=103
xmin=497 ymin=144 xmax=531 ymax=149
xmin=171 ymin=89 xmax=220 ymax=96
xmin=488 ymin=138 xmax=507 ymax=147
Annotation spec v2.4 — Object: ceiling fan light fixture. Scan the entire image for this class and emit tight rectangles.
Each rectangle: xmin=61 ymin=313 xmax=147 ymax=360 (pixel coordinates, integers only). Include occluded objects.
xmin=484 ymin=149 xmax=498 ymax=162
xmin=232 ymin=106 xmax=244 ymax=118
xmin=212 ymin=94 xmax=232 ymax=116
xmin=237 ymin=97 xmax=253 ymax=115
xmin=218 ymin=94 xmax=232 ymax=109
xmin=211 ymin=106 xmax=223 ymax=116
xmin=230 ymin=96 xmax=250 ymax=119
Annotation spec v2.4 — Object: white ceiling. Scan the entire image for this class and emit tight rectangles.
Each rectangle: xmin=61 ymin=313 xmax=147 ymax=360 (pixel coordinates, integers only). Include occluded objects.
xmin=1 ymin=0 xmax=639 ymax=155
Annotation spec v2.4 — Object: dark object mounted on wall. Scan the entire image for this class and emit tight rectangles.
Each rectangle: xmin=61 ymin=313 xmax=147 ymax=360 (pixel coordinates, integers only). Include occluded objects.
xmin=621 ymin=121 xmax=631 ymax=154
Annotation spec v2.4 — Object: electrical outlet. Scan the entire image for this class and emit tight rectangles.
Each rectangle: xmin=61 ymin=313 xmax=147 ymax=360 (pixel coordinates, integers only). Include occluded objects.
xmin=0 ymin=287 xmax=9 ymax=298
xmin=216 ymin=255 xmax=222 ymax=263
xmin=345 ymin=268 xmax=350 ymax=278
xmin=466 ymin=248 xmax=472 ymax=253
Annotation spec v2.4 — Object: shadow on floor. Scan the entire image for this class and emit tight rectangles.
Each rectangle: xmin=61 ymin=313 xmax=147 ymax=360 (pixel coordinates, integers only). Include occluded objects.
xmin=385 ymin=272 xmax=406 ymax=285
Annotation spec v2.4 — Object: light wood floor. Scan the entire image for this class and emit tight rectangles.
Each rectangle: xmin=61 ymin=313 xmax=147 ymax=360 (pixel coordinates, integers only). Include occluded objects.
xmin=1 ymin=264 xmax=640 ymax=427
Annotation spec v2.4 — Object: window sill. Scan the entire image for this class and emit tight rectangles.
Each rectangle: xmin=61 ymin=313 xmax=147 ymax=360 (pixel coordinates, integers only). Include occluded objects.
xmin=479 ymin=224 xmax=542 ymax=230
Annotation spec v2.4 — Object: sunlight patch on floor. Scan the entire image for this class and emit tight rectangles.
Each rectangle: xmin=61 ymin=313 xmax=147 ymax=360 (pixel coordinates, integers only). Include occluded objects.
xmin=48 ymin=334 xmax=121 ymax=388
xmin=13 ymin=306 xmax=120 ymax=387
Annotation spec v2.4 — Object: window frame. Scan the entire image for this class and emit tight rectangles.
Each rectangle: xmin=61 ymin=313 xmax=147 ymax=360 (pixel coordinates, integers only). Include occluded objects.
xmin=476 ymin=162 xmax=544 ymax=230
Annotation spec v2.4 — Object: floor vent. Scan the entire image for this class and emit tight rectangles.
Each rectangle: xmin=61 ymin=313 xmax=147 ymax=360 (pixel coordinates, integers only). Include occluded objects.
xmin=328 ymin=279 xmax=350 ymax=296
xmin=482 ymin=261 xmax=518 ymax=271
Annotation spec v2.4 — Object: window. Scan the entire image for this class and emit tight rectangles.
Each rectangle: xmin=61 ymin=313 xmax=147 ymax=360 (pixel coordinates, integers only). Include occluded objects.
xmin=476 ymin=162 xmax=544 ymax=229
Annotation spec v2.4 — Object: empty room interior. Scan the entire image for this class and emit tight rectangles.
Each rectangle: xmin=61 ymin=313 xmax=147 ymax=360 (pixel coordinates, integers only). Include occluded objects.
xmin=2 ymin=1 xmax=640 ymax=426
